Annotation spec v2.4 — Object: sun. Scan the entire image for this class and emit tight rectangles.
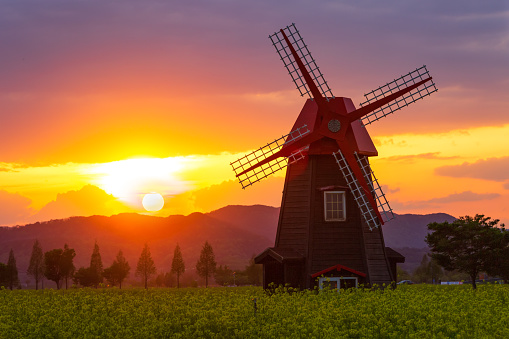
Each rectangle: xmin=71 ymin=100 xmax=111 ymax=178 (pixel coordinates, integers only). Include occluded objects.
xmin=142 ymin=193 xmax=165 ymax=212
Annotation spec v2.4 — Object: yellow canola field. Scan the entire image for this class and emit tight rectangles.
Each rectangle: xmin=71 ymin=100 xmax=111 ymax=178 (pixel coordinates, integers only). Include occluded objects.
xmin=1 ymin=284 xmax=508 ymax=338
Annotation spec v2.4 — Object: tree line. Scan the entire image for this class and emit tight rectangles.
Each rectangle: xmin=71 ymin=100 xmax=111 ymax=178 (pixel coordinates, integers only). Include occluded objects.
xmin=399 ymin=214 xmax=509 ymax=289
xmin=1 ymin=240 xmax=261 ymax=290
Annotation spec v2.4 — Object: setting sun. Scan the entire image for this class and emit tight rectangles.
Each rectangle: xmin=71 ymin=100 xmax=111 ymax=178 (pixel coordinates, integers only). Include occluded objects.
xmin=142 ymin=193 xmax=165 ymax=211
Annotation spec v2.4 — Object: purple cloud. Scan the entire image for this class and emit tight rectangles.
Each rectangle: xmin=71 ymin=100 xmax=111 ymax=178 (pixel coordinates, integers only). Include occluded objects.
xmin=435 ymin=157 xmax=509 ymax=182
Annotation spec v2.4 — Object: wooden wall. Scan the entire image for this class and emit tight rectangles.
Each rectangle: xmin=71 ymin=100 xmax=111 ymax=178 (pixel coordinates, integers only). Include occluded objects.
xmin=275 ymin=152 xmax=393 ymax=288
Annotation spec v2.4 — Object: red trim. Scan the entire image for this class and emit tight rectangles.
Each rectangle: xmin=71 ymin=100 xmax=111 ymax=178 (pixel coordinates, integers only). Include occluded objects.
xmin=311 ymin=264 xmax=366 ymax=278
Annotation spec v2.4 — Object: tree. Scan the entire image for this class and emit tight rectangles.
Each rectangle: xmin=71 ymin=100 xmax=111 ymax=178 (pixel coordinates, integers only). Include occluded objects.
xmin=196 ymin=241 xmax=217 ymax=287
xmin=73 ymin=267 xmax=96 ymax=287
xmin=214 ymin=265 xmax=234 ymax=286
xmin=429 ymin=257 xmax=443 ymax=284
xmin=6 ymin=249 xmax=20 ymax=290
xmin=136 ymin=243 xmax=157 ymax=289
xmin=89 ymin=241 xmax=103 ymax=288
xmin=244 ymin=256 xmax=263 ymax=286
xmin=171 ymin=244 xmax=185 ymax=288
xmin=426 ymin=214 xmax=504 ymax=289
xmin=484 ymin=226 xmax=509 ymax=283
xmin=413 ymin=255 xmax=431 ymax=284
xmin=0 ymin=263 xmax=7 ymax=288
xmin=44 ymin=249 xmax=64 ymax=289
xmin=27 ymin=239 xmax=44 ymax=290
xmin=61 ymin=244 xmax=76 ymax=289
xmin=103 ymin=250 xmax=130 ymax=288
xmin=397 ymin=267 xmax=411 ymax=282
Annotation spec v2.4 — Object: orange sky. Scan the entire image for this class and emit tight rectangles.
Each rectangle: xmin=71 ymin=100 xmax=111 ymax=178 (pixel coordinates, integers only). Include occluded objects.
xmin=1 ymin=1 xmax=508 ymax=226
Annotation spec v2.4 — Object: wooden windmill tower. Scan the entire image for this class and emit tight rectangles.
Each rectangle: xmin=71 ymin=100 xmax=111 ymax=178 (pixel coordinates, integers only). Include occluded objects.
xmin=231 ymin=24 xmax=437 ymax=289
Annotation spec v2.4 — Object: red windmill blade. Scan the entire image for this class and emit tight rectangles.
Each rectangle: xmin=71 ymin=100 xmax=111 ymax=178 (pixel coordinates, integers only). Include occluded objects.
xmin=231 ymin=23 xmax=437 ymax=230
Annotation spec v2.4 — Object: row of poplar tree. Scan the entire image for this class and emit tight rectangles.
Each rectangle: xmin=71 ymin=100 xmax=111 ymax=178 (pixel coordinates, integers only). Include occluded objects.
xmin=0 ymin=240 xmax=220 ymax=290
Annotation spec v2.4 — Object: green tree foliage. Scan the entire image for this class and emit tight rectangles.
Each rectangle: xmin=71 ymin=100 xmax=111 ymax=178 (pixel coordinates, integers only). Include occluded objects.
xmin=196 ymin=241 xmax=217 ymax=287
xmin=413 ymin=254 xmax=430 ymax=284
xmin=426 ymin=214 xmax=504 ymax=289
xmin=214 ymin=265 xmax=234 ymax=286
xmin=484 ymin=225 xmax=509 ymax=283
xmin=27 ymin=239 xmax=44 ymax=290
xmin=136 ymin=243 xmax=157 ymax=289
xmin=89 ymin=241 xmax=103 ymax=288
xmin=6 ymin=249 xmax=20 ymax=290
xmin=397 ymin=267 xmax=411 ymax=282
xmin=171 ymin=244 xmax=185 ymax=288
xmin=61 ymin=244 xmax=76 ymax=289
xmin=244 ymin=256 xmax=262 ymax=286
xmin=429 ymin=257 xmax=444 ymax=283
xmin=412 ymin=255 xmax=443 ymax=284
xmin=44 ymin=249 xmax=64 ymax=289
xmin=103 ymin=250 xmax=130 ymax=288
xmin=73 ymin=267 xmax=96 ymax=287
xmin=0 ymin=263 xmax=7 ymax=288
xmin=154 ymin=272 xmax=175 ymax=287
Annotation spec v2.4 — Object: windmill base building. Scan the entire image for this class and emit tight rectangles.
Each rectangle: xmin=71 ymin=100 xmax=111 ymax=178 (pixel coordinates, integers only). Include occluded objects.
xmin=254 ymin=99 xmax=405 ymax=290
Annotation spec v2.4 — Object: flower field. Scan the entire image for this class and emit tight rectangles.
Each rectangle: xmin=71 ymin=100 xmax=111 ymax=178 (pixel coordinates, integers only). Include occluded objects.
xmin=1 ymin=284 xmax=508 ymax=338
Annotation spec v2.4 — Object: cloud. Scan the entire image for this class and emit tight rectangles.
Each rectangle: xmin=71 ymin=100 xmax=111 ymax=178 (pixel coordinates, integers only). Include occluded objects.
xmin=383 ymin=152 xmax=458 ymax=163
xmin=435 ymin=157 xmax=509 ymax=182
xmin=505 ymin=182 xmax=509 ymax=190
xmin=164 ymin=176 xmax=285 ymax=215
xmin=0 ymin=191 xmax=34 ymax=226
xmin=426 ymin=191 xmax=500 ymax=204
xmin=390 ymin=190 xmax=500 ymax=213
xmin=29 ymin=185 xmax=127 ymax=223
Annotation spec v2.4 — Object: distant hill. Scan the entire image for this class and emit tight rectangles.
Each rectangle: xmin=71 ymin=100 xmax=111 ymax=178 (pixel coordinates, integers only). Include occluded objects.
xmin=0 ymin=205 xmax=455 ymax=286
xmin=382 ymin=212 xmax=457 ymax=249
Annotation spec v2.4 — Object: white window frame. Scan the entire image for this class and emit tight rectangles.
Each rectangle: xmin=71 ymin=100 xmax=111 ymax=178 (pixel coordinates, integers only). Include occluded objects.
xmin=324 ymin=191 xmax=346 ymax=221
xmin=318 ymin=277 xmax=358 ymax=291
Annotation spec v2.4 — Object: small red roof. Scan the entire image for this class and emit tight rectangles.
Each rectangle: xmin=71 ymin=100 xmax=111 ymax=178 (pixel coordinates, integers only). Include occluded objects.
xmin=311 ymin=264 xmax=366 ymax=278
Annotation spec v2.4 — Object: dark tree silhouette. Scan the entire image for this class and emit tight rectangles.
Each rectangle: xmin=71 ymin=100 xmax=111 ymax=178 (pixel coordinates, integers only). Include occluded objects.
xmin=103 ymin=250 xmax=130 ymax=288
xmin=214 ymin=265 xmax=233 ymax=286
xmin=136 ymin=243 xmax=156 ymax=289
xmin=61 ymin=244 xmax=76 ymax=289
xmin=196 ymin=241 xmax=217 ymax=287
xmin=73 ymin=267 xmax=96 ymax=287
xmin=0 ymin=263 xmax=7 ymax=288
xmin=244 ymin=256 xmax=263 ymax=286
xmin=6 ymin=249 xmax=20 ymax=290
xmin=89 ymin=241 xmax=103 ymax=288
xmin=171 ymin=244 xmax=185 ymax=288
xmin=426 ymin=214 xmax=504 ymax=289
xmin=44 ymin=249 xmax=64 ymax=289
xmin=27 ymin=239 xmax=44 ymax=290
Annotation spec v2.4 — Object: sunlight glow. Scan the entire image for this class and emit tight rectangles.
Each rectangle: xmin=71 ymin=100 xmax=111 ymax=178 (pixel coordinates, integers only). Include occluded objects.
xmin=86 ymin=158 xmax=191 ymax=207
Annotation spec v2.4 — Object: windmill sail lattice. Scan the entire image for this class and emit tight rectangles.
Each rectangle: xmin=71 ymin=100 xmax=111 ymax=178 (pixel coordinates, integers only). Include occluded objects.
xmin=360 ymin=65 xmax=437 ymax=126
xmin=333 ymin=150 xmax=383 ymax=230
xmin=231 ymin=125 xmax=311 ymax=188
xmin=270 ymin=23 xmax=334 ymax=101
xmin=355 ymin=154 xmax=395 ymax=224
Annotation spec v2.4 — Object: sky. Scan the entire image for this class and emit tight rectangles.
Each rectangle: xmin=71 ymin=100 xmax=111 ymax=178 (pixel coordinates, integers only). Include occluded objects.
xmin=1 ymin=0 xmax=508 ymax=227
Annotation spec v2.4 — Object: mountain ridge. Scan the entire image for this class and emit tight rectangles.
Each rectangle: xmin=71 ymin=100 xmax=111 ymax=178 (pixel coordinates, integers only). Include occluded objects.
xmin=0 ymin=205 xmax=455 ymax=286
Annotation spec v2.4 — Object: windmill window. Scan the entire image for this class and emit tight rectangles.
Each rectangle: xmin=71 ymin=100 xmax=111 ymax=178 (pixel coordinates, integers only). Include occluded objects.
xmin=324 ymin=191 xmax=346 ymax=221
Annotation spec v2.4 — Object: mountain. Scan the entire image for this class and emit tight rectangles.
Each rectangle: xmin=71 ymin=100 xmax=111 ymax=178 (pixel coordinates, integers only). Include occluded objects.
xmin=0 ymin=205 xmax=455 ymax=287
xmin=207 ymin=205 xmax=280 ymax=241
xmin=0 ymin=207 xmax=276 ymax=288
xmin=382 ymin=212 xmax=456 ymax=249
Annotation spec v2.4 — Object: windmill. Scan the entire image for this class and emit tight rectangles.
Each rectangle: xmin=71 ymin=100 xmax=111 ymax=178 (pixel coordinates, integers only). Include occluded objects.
xmin=231 ymin=24 xmax=437 ymax=289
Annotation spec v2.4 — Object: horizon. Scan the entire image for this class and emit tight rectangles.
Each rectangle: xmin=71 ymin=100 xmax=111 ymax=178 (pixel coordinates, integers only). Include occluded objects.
xmin=1 ymin=1 xmax=508 ymax=226
xmin=1 ymin=203 xmax=459 ymax=228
